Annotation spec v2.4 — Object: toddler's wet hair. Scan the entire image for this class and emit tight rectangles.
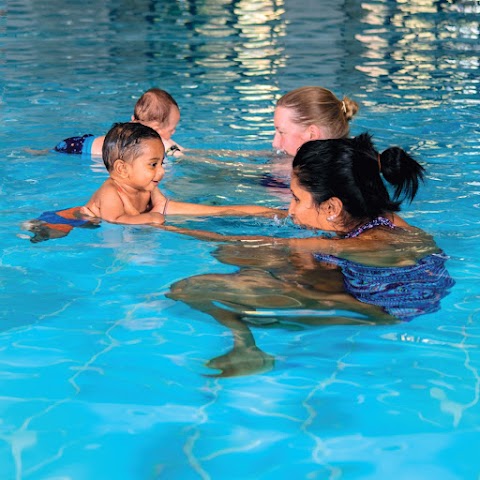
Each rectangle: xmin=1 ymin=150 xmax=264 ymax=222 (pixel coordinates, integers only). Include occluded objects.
xmin=102 ymin=122 xmax=162 ymax=171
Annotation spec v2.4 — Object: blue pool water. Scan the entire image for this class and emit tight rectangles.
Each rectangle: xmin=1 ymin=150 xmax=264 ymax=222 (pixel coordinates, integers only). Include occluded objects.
xmin=1 ymin=0 xmax=480 ymax=479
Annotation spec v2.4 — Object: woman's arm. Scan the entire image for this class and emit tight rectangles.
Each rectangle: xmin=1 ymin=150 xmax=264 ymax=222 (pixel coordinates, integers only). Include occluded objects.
xmin=161 ymin=224 xmax=278 ymax=244
xmin=174 ymin=148 xmax=277 ymax=168
xmin=161 ymin=223 xmax=438 ymax=267
xmin=165 ymin=199 xmax=286 ymax=217
xmin=117 ymin=185 xmax=281 ymax=219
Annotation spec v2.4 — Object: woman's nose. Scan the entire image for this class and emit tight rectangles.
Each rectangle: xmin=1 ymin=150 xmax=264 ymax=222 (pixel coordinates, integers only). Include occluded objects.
xmin=272 ymin=132 xmax=281 ymax=149
xmin=287 ymin=200 xmax=295 ymax=217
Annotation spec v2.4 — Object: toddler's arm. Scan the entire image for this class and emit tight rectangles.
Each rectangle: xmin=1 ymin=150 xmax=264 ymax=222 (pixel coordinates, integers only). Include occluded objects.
xmin=85 ymin=182 xmax=165 ymax=225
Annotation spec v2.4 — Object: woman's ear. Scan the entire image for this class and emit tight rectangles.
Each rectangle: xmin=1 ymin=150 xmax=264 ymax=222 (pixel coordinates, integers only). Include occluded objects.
xmin=325 ymin=196 xmax=343 ymax=218
xmin=308 ymin=124 xmax=326 ymax=140
xmin=113 ymin=159 xmax=129 ymax=178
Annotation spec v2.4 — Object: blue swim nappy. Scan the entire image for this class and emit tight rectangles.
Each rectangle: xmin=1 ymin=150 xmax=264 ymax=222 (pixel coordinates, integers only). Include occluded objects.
xmin=54 ymin=134 xmax=95 ymax=154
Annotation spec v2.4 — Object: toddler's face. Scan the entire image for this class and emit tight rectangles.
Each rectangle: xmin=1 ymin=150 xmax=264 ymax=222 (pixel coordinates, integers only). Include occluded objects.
xmin=127 ymin=139 xmax=166 ymax=191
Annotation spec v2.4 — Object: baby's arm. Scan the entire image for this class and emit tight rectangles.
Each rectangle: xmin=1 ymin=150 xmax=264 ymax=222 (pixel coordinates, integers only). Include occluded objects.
xmin=163 ymin=138 xmax=184 ymax=157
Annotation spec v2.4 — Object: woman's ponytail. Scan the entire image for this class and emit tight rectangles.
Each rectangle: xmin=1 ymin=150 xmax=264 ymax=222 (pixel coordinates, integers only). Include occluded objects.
xmin=379 ymin=147 xmax=425 ymax=203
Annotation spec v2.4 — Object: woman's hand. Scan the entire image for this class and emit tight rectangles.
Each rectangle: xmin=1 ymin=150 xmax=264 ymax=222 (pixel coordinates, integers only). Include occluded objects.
xmin=205 ymin=345 xmax=274 ymax=377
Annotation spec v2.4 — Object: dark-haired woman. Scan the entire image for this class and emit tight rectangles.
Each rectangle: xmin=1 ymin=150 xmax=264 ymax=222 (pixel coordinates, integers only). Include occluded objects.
xmin=165 ymin=133 xmax=454 ymax=376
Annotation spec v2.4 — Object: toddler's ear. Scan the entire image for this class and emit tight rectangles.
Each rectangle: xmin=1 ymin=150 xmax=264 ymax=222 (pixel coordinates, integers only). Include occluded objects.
xmin=113 ymin=159 xmax=129 ymax=177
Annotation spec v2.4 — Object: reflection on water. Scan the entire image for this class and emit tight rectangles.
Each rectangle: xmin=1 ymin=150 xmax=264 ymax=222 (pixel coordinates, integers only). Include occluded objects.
xmin=351 ymin=0 xmax=479 ymax=108
xmin=3 ymin=0 xmax=289 ymax=146
xmin=178 ymin=0 xmax=286 ymax=138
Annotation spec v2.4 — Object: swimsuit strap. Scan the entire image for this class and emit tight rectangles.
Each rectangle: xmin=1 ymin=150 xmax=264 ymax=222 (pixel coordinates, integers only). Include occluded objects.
xmin=162 ymin=198 xmax=170 ymax=216
xmin=344 ymin=216 xmax=395 ymax=238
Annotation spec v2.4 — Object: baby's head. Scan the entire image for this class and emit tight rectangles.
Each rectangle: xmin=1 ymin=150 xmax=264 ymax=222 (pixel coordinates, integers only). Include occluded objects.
xmin=102 ymin=122 xmax=164 ymax=172
xmin=133 ymin=88 xmax=180 ymax=140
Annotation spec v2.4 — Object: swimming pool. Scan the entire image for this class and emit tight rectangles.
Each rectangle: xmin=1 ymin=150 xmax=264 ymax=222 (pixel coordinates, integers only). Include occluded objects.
xmin=1 ymin=0 xmax=480 ymax=478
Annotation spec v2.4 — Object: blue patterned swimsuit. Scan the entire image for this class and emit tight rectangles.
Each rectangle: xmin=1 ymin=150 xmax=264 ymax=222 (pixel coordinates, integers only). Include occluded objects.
xmin=314 ymin=217 xmax=455 ymax=320
xmin=343 ymin=216 xmax=396 ymax=238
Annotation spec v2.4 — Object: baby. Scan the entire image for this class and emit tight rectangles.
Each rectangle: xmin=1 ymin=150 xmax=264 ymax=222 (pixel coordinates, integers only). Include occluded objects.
xmin=82 ymin=122 xmax=167 ymax=225
xmin=54 ymin=88 xmax=183 ymax=157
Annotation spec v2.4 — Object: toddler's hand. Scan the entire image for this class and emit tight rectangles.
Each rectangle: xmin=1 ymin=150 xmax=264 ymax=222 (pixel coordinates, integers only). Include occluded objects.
xmin=147 ymin=212 xmax=165 ymax=225
xmin=80 ymin=206 xmax=96 ymax=217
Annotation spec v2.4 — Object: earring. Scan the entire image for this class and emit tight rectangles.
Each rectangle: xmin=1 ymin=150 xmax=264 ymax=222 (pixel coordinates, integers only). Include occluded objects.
xmin=327 ymin=215 xmax=336 ymax=222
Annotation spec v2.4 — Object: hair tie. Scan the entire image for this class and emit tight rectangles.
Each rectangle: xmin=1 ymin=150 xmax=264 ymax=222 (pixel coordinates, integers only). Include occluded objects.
xmin=341 ymin=101 xmax=347 ymax=114
xmin=377 ymin=153 xmax=382 ymax=172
